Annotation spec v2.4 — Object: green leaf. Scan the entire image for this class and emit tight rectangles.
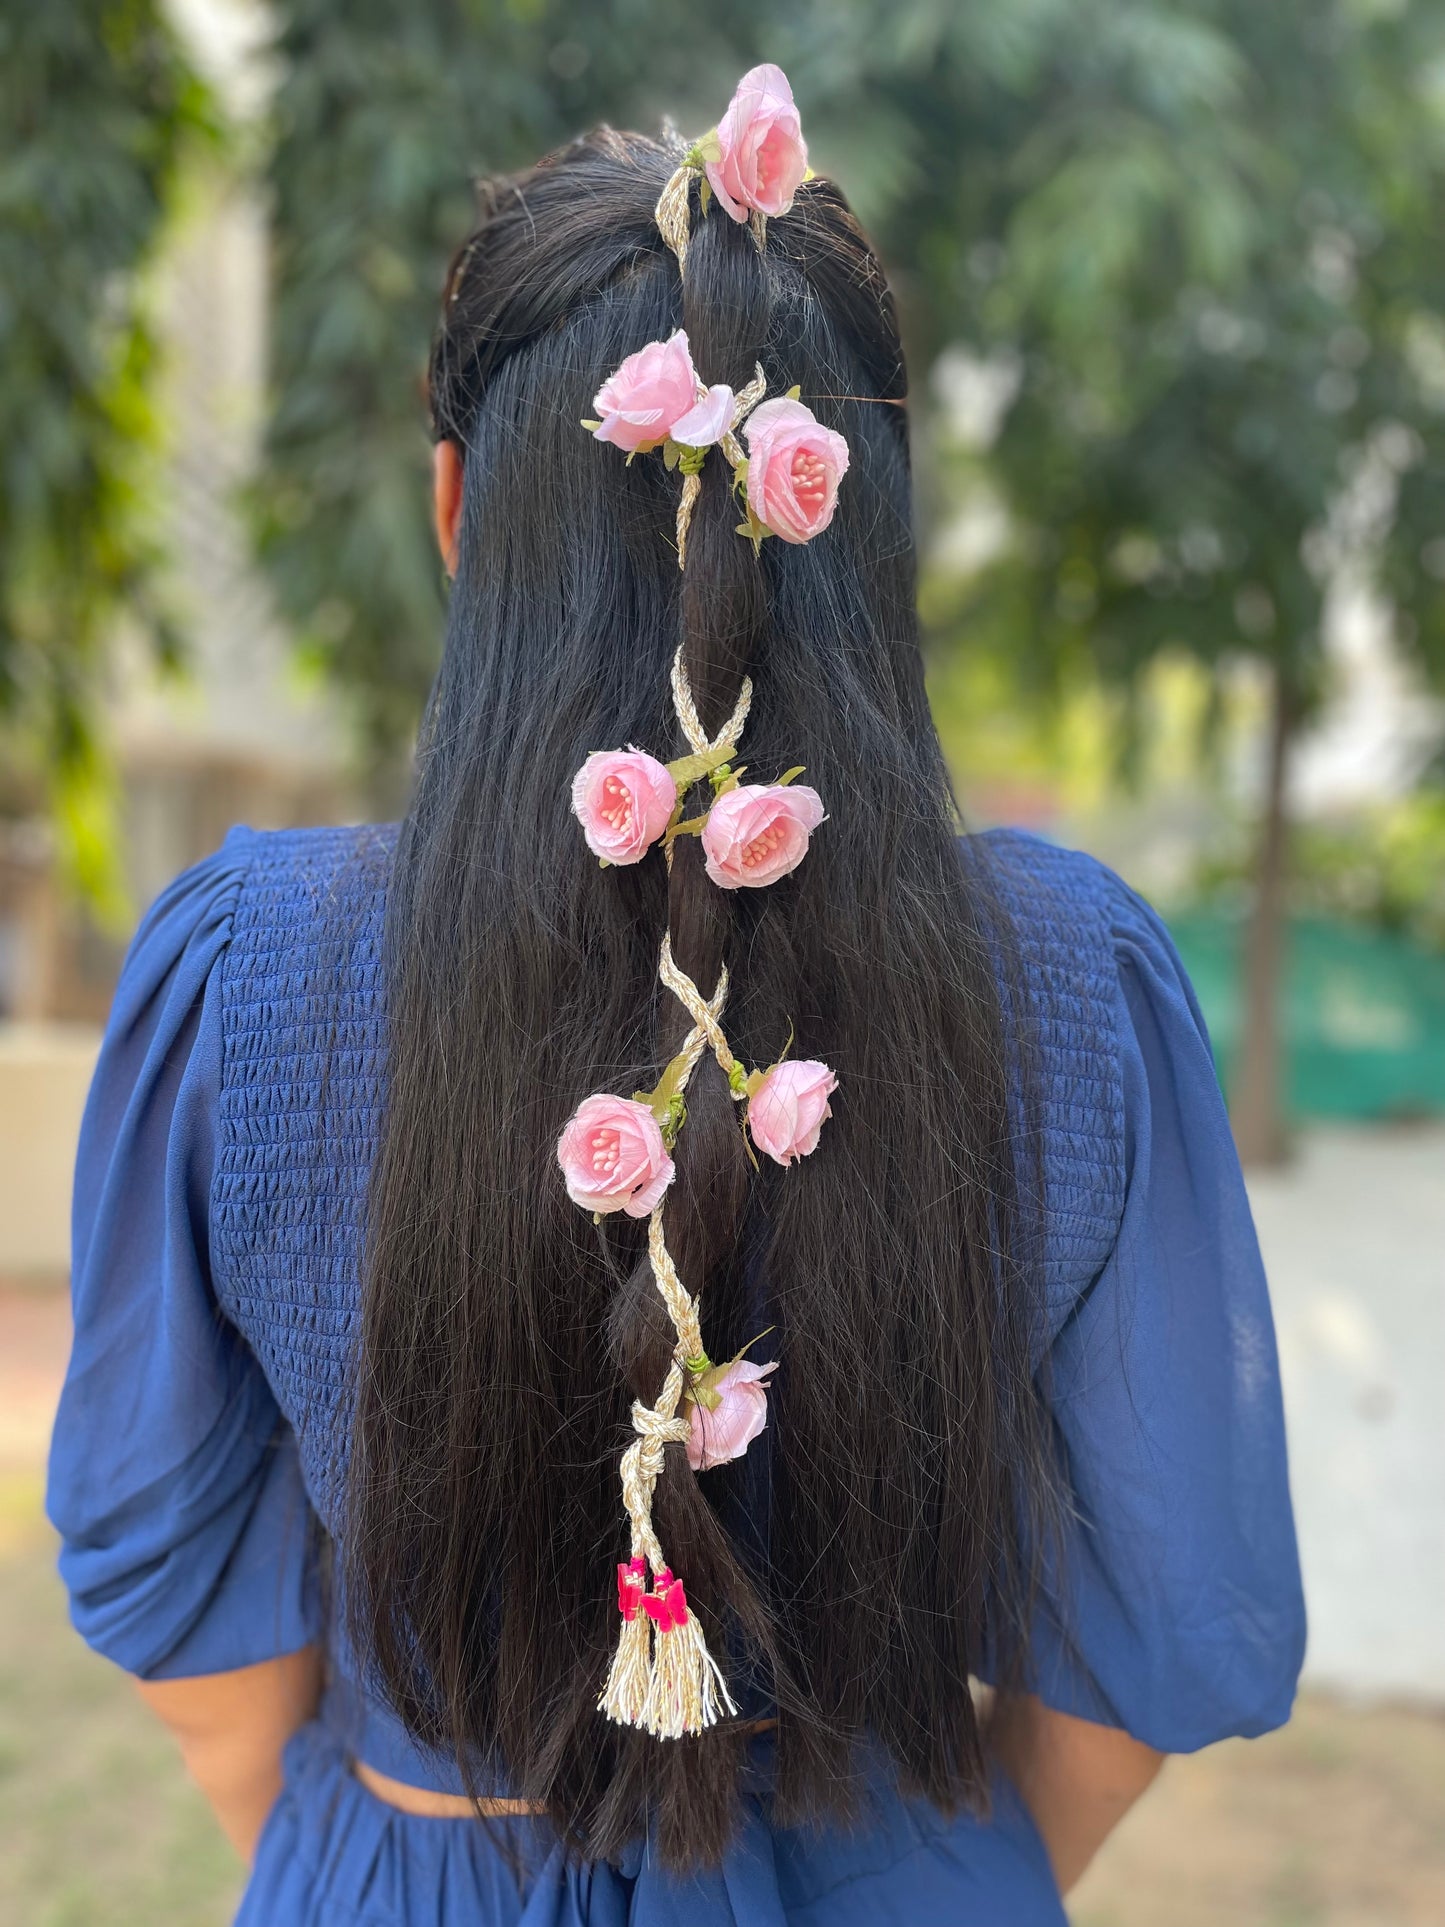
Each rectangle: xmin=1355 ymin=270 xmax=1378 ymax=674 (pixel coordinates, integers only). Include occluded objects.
xmin=667 ymin=744 xmax=733 ymax=788
xmin=664 ymin=811 xmax=710 ymax=840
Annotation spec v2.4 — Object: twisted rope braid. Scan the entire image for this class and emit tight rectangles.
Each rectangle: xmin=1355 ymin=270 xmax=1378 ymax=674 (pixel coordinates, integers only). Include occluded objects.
xmin=655 ymin=164 xmax=694 ymax=275
xmin=601 ymin=140 xmax=789 ymax=1742
xmin=598 ymin=656 xmax=752 ymax=1738
xmin=670 ymin=643 xmax=751 ymax=759
xmin=658 ymin=937 xmax=738 ymax=1087
xmin=673 ymin=364 xmax=768 ymax=570
xmin=653 ymin=167 xmax=768 ymax=275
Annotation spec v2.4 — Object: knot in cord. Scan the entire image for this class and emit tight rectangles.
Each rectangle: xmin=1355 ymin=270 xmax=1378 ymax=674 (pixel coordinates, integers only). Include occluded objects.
xmin=631 ymin=1400 xmax=692 ymax=1448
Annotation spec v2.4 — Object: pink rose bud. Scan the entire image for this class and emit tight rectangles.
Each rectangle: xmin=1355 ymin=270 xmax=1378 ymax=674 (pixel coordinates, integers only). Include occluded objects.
xmin=748 ymin=1059 xmax=838 ymax=1167
xmin=687 ymin=1359 xmax=778 ymax=1471
xmin=706 ymin=64 xmax=809 ymax=223
xmin=670 ymin=383 xmax=736 ymax=448
xmin=570 ymin=749 xmax=677 ymax=865
xmin=557 ymin=1093 xmax=674 ymax=1218
xmin=701 ymin=782 xmax=825 ymax=889
xmin=591 ymin=329 xmax=699 ymax=453
xmin=744 ymin=397 xmax=850 ymax=544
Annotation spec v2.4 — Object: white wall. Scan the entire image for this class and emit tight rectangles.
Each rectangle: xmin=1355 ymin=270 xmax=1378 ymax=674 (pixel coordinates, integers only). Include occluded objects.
xmin=0 ymin=1027 xmax=101 ymax=1278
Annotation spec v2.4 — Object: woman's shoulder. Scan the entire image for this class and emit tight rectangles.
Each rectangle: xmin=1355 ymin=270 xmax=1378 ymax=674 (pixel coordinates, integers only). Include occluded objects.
xmin=106 ymin=822 xmax=396 ymax=1029
xmin=224 ymin=819 xmax=399 ymax=912
xmin=971 ymin=824 xmax=1156 ymax=937
xmin=968 ymin=824 xmax=1173 ymax=1037
xmin=970 ymin=825 xmax=1192 ymax=1022
xmin=967 ymin=825 xmax=1219 ymax=1305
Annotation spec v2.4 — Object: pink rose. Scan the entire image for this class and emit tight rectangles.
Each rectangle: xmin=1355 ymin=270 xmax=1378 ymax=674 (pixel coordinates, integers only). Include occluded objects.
xmin=592 ymin=330 xmax=699 ymax=452
xmin=705 ymin=65 xmax=809 ymax=223
xmin=744 ymin=398 xmax=849 ymax=544
xmin=570 ymin=749 xmax=677 ymax=865
xmin=670 ymin=383 xmax=736 ymax=448
xmin=701 ymin=782 xmax=825 ymax=889
xmin=557 ymin=1094 xmax=674 ymax=1218
xmin=687 ymin=1358 xmax=778 ymax=1471
xmin=748 ymin=1059 xmax=838 ymax=1167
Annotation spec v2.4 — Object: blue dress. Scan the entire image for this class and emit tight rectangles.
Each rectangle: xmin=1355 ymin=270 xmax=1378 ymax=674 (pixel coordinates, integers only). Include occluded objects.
xmin=47 ymin=824 xmax=1306 ymax=1925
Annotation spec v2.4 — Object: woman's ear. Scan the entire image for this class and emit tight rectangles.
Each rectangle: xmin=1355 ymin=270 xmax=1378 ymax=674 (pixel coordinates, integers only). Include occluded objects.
xmin=432 ymin=440 xmax=464 ymax=575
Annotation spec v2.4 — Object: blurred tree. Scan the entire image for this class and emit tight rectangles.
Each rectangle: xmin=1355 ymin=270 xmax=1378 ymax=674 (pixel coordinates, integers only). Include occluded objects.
xmin=922 ymin=1 xmax=1445 ymax=1161
xmin=260 ymin=0 xmax=776 ymax=760
xmin=0 ymin=3 xmax=209 ymax=906
xmin=257 ymin=0 xmax=1092 ymax=747
xmin=261 ymin=0 xmax=1445 ymax=1158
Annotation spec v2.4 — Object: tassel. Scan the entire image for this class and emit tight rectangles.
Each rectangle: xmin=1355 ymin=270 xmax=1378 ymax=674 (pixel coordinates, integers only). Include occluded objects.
xmin=599 ymin=1558 xmax=653 ymax=1727
xmin=640 ymin=1570 xmax=738 ymax=1739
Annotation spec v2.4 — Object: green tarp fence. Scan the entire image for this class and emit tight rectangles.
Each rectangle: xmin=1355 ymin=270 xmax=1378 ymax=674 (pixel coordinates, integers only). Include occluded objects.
xmin=1167 ymin=911 xmax=1445 ymax=1122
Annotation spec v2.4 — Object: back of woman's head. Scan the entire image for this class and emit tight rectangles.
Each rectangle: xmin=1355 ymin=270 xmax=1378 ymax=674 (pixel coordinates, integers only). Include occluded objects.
xmin=350 ymin=118 xmax=1050 ymax=1867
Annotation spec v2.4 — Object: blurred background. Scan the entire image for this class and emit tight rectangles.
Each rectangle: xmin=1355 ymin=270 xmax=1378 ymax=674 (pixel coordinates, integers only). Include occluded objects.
xmin=2 ymin=1 xmax=1443 ymax=1920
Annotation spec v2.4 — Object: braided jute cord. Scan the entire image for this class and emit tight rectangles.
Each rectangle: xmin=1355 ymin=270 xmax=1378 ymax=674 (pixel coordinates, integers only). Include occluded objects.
xmin=600 ymin=956 xmax=738 ymax=1738
xmin=670 ymin=642 xmax=751 ymax=759
xmin=673 ymin=364 xmax=768 ymax=571
xmin=658 ymin=137 xmax=769 ymax=575
xmin=598 ymin=656 xmax=754 ymax=1739
xmin=655 ymin=164 xmax=694 ymax=275
xmin=659 ymin=936 xmax=739 ymax=1088
xmin=654 ymin=164 xmax=769 ymax=277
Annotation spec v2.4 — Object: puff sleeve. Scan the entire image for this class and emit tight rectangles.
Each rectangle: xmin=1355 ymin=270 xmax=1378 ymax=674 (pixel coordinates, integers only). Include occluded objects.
xmin=1018 ymin=873 xmax=1308 ymax=1751
xmin=46 ymin=831 xmax=321 ymax=1680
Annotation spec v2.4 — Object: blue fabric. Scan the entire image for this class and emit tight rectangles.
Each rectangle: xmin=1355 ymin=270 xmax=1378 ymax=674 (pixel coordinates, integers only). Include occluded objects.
xmin=48 ymin=835 xmax=320 ymax=1679
xmin=48 ymin=823 xmax=1306 ymax=1924
xmin=999 ymin=878 xmax=1307 ymax=1750
xmin=241 ymin=1725 xmax=1064 ymax=1927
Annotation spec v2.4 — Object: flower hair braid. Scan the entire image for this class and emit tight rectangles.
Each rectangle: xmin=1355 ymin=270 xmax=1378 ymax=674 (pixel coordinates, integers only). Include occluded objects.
xmin=560 ymin=69 xmax=842 ymax=1744
xmin=593 ymin=204 xmax=775 ymax=1742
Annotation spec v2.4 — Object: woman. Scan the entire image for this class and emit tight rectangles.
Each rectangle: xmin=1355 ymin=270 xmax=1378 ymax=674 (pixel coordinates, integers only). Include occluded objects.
xmin=48 ymin=68 xmax=1304 ymax=1926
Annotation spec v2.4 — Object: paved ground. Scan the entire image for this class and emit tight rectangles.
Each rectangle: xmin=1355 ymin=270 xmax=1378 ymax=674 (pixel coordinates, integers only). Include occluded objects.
xmin=2 ymin=1123 xmax=1441 ymax=1921
xmin=1249 ymin=1124 xmax=1445 ymax=1700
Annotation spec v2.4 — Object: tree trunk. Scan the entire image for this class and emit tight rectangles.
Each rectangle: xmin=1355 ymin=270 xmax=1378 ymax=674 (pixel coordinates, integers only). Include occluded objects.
xmin=1230 ymin=664 xmax=1296 ymax=1167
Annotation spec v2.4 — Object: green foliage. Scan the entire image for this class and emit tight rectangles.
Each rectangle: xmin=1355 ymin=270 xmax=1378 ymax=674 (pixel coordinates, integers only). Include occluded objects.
xmin=256 ymin=0 xmax=1149 ymax=742
xmin=259 ymin=0 xmax=782 ymax=750
xmin=260 ymin=1 xmax=1445 ymax=757
xmin=929 ymin=2 xmax=1445 ymax=723
xmin=0 ymin=2 xmax=210 ymax=897
xmin=1194 ymin=786 xmax=1445 ymax=954
xmin=12 ymin=3 xmax=1445 ymax=848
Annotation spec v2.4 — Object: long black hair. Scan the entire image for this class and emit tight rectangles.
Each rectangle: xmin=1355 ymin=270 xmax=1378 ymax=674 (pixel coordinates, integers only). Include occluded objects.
xmin=348 ymin=126 xmax=1053 ymax=1868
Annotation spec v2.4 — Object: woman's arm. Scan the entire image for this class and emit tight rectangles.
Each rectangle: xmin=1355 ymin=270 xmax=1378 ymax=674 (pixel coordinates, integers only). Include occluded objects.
xmin=989 ymin=1690 xmax=1164 ymax=1894
xmin=135 ymin=1645 xmax=323 ymax=1863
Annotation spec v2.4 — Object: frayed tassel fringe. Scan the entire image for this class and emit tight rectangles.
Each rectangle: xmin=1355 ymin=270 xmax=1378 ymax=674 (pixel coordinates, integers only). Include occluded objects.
xmin=598 ymin=1609 xmax=652 ymax=1727
xmin=599 ymin=1612 xmax=737 ymax=1738
xmin=643 ymin=1614 xmax=737 ymax=1738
